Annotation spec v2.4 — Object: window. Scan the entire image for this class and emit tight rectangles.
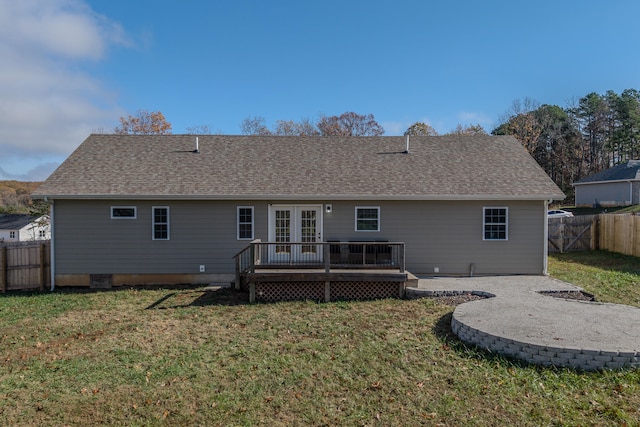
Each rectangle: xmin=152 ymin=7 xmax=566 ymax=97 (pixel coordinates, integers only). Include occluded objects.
xmin=483 ymin=207 xmax=508 ymax=240
xmin=237 ymin=206 xmax=254 ymax=240
xmin=355 ymin=207 xmax=380 ymax=231
xmin=9 ymin=231 xmax=15 ymax=239
xmin=39 ymin=230 xmax=47 ymax=238
xmin=111 ymin=206 xmax=137 ymax=219
xmin=152 ymin=207 xmax=170 ymax=240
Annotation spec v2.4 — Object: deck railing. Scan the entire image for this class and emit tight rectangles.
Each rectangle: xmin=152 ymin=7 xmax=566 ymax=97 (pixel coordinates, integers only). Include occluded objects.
xmin=234 ymin=240 xmax=405 ymax=288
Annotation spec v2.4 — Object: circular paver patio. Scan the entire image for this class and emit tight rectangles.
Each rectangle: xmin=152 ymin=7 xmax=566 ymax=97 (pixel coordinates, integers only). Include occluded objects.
xmin=407 ymin=276 xmax=640 ymax=370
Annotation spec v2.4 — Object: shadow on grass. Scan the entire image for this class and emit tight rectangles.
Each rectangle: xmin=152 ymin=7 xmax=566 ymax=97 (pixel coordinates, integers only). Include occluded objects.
xmin=146 ymin=287 xmax=250 ymax=309
xmin=432 ymin=311 xmax=534 ymax=370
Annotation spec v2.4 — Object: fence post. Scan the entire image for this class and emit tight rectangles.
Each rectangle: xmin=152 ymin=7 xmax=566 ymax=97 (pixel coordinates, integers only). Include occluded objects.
xmin=39 ymin=243 xmax=46 ymax=291
xmin=1 ymin=246 xmax=6 ymax=293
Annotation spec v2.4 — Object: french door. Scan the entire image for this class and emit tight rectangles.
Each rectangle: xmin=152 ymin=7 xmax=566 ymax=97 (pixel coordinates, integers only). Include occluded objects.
xmin=268 ymin=205 xmax=323 ymax=263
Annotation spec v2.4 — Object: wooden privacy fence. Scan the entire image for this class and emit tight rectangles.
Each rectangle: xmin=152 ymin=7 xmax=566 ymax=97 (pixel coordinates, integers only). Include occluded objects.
xmin=548 ymin=215 xmax=598 ymax=253
xmin=598 ymin=214 xmax=640 ymax=257
xmin=0 ymin=241 xmax=50 ymax=292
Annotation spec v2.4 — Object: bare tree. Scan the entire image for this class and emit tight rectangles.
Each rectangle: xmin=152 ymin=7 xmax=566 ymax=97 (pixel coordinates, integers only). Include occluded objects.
xmin=447 ymin=124 xmax=487 ymax=136
xmin=317 ymin=112 xmax=384 ymax=136
xmin=273 ymin=118 xmax=319 ymax=136
xmin=240 ymin=116 xmax=272 ymax=135
xmin=114 ymin=110 xmax=172 ymax=135
xmin=185 ymin=124 xmax=218 ymax=134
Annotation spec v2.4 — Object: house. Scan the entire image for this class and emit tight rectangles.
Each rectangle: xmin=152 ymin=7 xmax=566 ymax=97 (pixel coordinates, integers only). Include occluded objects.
xmin=0 ymin=214 xmax=50 ymax=243
xmin=573 ymin=160 xmax=640 ymax=207
xmin=32 ymin=134 xmax=564 ymax=291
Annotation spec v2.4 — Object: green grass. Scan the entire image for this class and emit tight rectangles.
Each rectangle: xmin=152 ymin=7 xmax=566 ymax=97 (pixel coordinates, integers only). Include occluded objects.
xmin=1 ymin=252 xmax=640 ymax=426
xmin=549 ymin=251 xmax=640 ymax=307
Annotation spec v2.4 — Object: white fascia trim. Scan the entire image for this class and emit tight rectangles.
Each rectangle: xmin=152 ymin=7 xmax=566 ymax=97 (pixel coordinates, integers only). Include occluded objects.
xmin=40 ymin=193 xmax=566 ymax=201
xmin=573 ymin=178 xmax=640 ymax=187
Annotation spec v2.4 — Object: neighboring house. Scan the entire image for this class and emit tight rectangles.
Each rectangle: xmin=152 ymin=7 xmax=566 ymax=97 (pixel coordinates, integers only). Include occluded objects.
xmin=32 ymin=134 xmax=564 ymax=288
xmin=573 ymin=160 xmax=640 ymax=207
xmin=0 ymin=214 xmax=51 ymax=243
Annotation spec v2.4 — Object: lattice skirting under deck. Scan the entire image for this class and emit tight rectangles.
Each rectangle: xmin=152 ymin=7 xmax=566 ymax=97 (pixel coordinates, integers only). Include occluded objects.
xmin=254 ymin=281 xmax=401 ymax=303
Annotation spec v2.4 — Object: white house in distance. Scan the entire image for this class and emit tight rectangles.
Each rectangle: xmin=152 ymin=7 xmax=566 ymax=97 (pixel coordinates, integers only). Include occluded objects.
xmin=0 ymin=214 xmax=51 ymax=243
xmin=573 ymin=160 xmax=640 ymax=207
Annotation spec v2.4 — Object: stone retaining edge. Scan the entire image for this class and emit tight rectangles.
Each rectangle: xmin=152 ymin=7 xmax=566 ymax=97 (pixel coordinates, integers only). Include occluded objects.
xmin=451 ymin=315 xmax=640 ymax=371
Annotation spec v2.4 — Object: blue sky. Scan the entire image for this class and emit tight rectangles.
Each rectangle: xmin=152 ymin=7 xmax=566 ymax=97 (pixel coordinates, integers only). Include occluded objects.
xmin=2 ymin=0 xmax=640 ymax=180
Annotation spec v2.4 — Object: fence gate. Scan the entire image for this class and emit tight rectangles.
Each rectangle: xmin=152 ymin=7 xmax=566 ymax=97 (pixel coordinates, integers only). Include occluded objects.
xmin=548 ymin=215 xmax=597 ymax=253
xmin=0 ymin=241 xmax=50 ymax=292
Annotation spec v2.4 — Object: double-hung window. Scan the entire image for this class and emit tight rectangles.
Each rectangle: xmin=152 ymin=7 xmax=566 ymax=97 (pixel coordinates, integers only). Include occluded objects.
xmin=237 ymin=206 xmax=254 ymax=240
xmin=152 ymin=207 xmax=170 ymax=240
xmin=355 ymin=207 xmax=380 ymax=231
xmin=483 ymin=207 xmax=508 ymax=240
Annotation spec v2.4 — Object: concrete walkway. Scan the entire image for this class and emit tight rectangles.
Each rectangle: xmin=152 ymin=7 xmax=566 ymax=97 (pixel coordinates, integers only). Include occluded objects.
xmin=407 ymin=276 xmax=640 ymax=370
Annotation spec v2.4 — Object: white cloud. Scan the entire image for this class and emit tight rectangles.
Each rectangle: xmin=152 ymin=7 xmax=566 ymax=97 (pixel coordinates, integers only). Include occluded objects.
xmin=0 ymin=0 xmax=129 ymax=180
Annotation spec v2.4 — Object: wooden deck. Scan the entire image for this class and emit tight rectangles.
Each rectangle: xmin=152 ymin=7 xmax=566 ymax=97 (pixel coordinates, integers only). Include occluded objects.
xmin=234 ymin=241 xmax=412 ymax=302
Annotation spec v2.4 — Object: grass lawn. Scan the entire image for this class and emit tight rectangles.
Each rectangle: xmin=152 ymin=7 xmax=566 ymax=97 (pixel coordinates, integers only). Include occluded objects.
xmin=1 ymin=252 xmax=639 ymax=426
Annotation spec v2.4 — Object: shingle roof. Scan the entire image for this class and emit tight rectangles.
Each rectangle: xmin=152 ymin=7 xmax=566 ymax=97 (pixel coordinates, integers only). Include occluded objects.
xmin=0 ymin=214 xmax=40 ymax=230
xmin=573 ymin=160 xmax=640 ymax=185
xmin=33 ymin=134 xmax=564 ymax=201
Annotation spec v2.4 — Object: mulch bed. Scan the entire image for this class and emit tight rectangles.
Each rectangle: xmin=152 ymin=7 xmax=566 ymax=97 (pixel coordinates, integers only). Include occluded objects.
xmin=428 ymin=290 xmax=596 ymax=306
xmin=538 ymin=290 xmax=596 ymax=302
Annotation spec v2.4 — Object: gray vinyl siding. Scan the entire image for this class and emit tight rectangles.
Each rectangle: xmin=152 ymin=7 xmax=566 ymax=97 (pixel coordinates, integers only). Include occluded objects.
xmin=53 ymin=199 xmax=546 ymax=277
xmin=53 ymin=200 xmax=264 ymax=275
xmin=574 ymin=182 xmax=633 ymax=207
xmin=323 ymin=200 xmax=546 ymax=276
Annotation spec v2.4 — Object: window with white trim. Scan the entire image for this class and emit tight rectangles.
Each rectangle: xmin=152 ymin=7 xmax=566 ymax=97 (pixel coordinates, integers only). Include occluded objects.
xmin=355 ymin=206 xmax=380 ymax=231
xmin=483 ymin=207 xmax=508 ymax=240
xmin=152 ymin=207 xmax=170 ymax=240
xmin=237 ymin=206 xmax=254 ymax=240
xmin=111 ymin=206 xmax=137 ymax=219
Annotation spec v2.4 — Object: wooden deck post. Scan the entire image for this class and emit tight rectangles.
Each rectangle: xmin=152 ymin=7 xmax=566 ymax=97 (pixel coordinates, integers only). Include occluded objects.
xmin=324 ymin=281 xmax=331 ymax=303
xmin=323 ymin=243 xmax=330 ymax=273
xmin=249 ymin=282 xmax=256 ymax=303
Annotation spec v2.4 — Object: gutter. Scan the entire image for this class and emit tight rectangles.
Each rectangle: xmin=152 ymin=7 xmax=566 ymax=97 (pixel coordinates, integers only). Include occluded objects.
xmin=543 ymin=199 xmax=550 ymax=275
xmin=49 ymin=201 xmax=55 ymax=291
xmin=34 ymin=193 xmax=567 ymax=202
xmin=573 ymin=178 xmax=640 ymax=187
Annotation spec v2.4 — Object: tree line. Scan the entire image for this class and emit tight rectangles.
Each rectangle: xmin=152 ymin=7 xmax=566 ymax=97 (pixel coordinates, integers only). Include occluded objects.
xmin=492 ymin=89 xmax=640 ymax=199
xmin=115 ymin=89 xmax=640 ymax=202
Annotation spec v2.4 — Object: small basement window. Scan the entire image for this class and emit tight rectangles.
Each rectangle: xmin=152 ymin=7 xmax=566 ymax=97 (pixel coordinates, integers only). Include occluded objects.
xmin=111 ymin=206 xmax=137 ymax=219
xmin=483 ymin=207 xmax=508 ymax=240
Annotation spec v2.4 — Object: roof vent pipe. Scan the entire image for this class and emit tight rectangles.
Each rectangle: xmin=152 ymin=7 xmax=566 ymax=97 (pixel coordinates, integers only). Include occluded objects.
xmin=194 ymin=136 xmax=199 ymax=153
xmin=405 ymin=134 xmax=410 ymax=153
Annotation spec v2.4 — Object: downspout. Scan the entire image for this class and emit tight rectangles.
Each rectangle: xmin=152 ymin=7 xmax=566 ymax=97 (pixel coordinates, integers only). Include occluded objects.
xmin=49 ymin=200 xmax=55 ymax=291
xmin=543 ymin=199 xmax=550 ymax=275
xmin=629 ymin=180 xmax=633 ymax=206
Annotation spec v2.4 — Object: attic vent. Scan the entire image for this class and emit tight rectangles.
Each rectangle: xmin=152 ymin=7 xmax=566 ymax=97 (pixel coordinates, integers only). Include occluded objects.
xmin=405 ymin=134 xmax=409 ymax=153
xmin=194 ymin=136 xmax=200 ymax=153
